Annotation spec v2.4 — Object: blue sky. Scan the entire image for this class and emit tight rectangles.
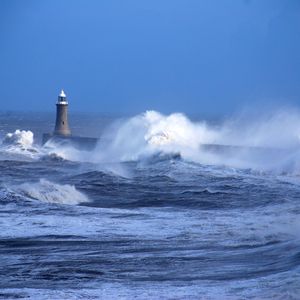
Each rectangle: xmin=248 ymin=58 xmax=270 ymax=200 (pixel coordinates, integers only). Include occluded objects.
xmin=0 ymin=0 xmax=300 ymax=115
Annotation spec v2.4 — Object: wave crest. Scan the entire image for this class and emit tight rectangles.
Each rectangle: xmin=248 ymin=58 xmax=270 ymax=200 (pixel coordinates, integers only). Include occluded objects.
xmin=89 ymin=110 xmax=300 ymax=174
xmin=93 ymin=110 xmax=218 ymax=162
xmin=3 ymin=110 xmax=300 ymax=175
xmin=15 ymin=179 xmax=89 ymax=205
xmin=2 ymin=130 xmax=34 ymax=149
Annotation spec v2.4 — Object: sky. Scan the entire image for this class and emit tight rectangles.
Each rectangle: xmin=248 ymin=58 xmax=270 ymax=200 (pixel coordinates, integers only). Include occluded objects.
xmin=0 ymin=0 xmax=300 ymax=116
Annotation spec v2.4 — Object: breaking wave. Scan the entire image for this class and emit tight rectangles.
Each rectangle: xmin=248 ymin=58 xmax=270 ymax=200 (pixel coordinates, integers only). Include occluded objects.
xmin=3 ymin=110 xmax=300 ymax=174
xmin=0 ymin=129 xmax=41 ymax=160
xmin=43 ymin=139 xmax=88 ymax=162
xmin=2 ymin=129 xmax=34 ymax=148
xmin=91 ymin=110 xmax=300 ymax=174
xmin=14 ymin=179 xmax=89 ymax=205
xmin=0 ymin=130 xmax=69 ymax=162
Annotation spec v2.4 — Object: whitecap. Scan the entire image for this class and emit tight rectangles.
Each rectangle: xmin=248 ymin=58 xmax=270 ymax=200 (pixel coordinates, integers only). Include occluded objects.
xmin=15 ymin=179 xmax=89 ymax=205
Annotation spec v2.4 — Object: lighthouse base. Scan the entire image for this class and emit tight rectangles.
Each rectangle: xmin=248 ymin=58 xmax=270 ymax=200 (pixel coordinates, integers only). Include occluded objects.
xmin=42 ymin=133 xmax=99 ymax=151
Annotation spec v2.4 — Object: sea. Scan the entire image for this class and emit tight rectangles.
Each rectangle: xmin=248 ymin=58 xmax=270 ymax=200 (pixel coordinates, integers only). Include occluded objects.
xmin=0 ymin=110 xmax=299 ymax=300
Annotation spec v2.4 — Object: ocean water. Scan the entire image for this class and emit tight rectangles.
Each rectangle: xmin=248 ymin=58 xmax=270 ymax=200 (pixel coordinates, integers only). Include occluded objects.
xmin=0 ymin=110 xmax=300 ymax=300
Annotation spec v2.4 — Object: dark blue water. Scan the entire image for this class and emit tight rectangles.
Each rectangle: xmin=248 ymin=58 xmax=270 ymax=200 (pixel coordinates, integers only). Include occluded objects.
xmin=0 ymin=112 xmax=299 ymax=299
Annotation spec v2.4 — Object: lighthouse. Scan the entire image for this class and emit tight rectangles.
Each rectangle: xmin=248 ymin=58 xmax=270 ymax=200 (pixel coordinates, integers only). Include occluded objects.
xmin=54 ymin=90 xmax=71 ymax=136
xmin=42 ymin=90 xmax=98 ymax=150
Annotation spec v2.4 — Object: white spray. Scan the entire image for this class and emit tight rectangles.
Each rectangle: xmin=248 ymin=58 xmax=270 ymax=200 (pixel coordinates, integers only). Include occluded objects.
xmin=89 ymin=109 xmax=300 ymax=174
xmin=3 ymin=109 xmax=300 ymax=174
xmin=2 ymin=129 xmax=34 ymax=149
xmin=15 ymin=179 xmax=89 ymax=205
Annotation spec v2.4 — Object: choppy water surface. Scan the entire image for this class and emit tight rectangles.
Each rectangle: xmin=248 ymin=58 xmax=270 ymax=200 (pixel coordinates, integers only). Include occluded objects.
xmin=0 ymin=111 xmax=299 ymax=299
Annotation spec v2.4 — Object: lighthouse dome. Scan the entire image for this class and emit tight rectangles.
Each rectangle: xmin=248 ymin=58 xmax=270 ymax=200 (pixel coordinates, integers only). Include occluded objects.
xmin=59 ymin=90 xmax=66 ymax=98
xmin=57 ymin=89 xmax=68 ymax=104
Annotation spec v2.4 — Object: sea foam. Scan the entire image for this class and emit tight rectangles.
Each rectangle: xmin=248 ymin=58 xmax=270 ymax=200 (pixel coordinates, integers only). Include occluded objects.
xmin=15 ymin=179 xmax=89 ymax=205
xmin=2 ymin=129 xmax=34 ymax=148
xmin=3 ymin=110 xmax=300 ymax=174
xmin=90 ymin=109 xmax=300 ymax=174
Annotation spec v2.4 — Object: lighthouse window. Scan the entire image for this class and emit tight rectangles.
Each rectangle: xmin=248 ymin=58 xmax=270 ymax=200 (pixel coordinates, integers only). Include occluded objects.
xmin=62 ymin=121 xmax=64 ymax=125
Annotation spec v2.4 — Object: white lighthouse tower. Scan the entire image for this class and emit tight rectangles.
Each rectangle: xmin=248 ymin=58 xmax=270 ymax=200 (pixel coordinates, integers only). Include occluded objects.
xmin=54 ymin=90 xmax=71 ymax=136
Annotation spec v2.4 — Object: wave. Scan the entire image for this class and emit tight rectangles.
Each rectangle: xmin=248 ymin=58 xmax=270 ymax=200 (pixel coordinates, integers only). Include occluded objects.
xmin=3 ymin=109 xmax=300 ymax=174
xmin=14 ymin=179 xmax=89 ymax=205
xmin=2 ymin=129 xmax=34 ymax=148
xmin=0 ymin=129 xmax=42 ymax=160
xmin=91 ymin=111 xmax=218 ymax=163
xmin=0 ymin=130 xmax=71 ymax=162
xmin=87 ymin=110 xmax=300 ymax=174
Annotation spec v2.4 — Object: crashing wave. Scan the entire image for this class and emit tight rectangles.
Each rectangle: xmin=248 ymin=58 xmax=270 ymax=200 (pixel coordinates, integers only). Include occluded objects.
xmin=0 ymin=130 xmax=76 ymax=162
xmin=90 ymin=110 xmax=300 ymax=174
xmin=2 ymin=130 xmax=34 ymax=149
xmin=15 ymin=179 xmax=89 ymax=205
xmin=3 ymin=109 xmax=300 ymax=174
xmin=144 ymin=111 xmax=218 ymax=148
xmin=92 ymin=110 xmax=218 ymax=163
xmin=0 ymin=129 xmax=41 ymax=160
